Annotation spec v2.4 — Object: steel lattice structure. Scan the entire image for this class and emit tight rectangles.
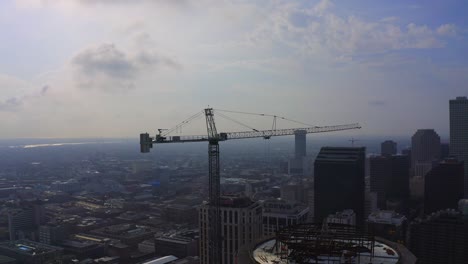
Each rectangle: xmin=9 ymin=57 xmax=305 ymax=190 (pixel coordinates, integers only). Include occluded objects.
xmin=275 ymin=223 xmax=375 ymax=263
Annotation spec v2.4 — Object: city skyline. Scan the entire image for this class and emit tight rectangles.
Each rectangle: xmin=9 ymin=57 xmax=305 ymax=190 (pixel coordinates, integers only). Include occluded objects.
xmin=0 ymin=0 xmax=467 ymax=138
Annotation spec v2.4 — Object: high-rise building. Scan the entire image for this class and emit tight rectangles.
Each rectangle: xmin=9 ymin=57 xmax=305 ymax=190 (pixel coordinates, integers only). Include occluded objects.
xmin=294 ymin=130 xmax=306 ymax=159
xmin=411 ymin=129 xmax=441 ymax=177
xmin=440 ymin=143 xmax=450 ymax=160
xmin=262 ymin=199 xmax=309 ymax=236
xmin=381 ymin=140 xmax=397 ymax=156
xmin=314 ymin=147 xmax=366 ymax=226
xmin=408 ymin=204 xmax=468 ymax=264
xmin=450 ymin=96 xmax=468 ymax=197
xmin=199 ymin=196 xmax=262 ymax=264
xmin=369 ymin=156 xmax=391 ymax=209
xmin=288 ymin=130 xmax=308 ymax=175
xmin=369 ymin=155 xmax=410 ymax=212
xmin=424 ymin=158 xmax=464 ymax=214
xmin=8 ymin=202 xmax=45 ymax=241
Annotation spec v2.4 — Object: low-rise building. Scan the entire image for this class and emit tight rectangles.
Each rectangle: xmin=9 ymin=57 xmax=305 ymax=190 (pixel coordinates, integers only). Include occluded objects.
xmin=367 ymin=210 xmax=407 ymax=244
xmin=0 ymin=240 xmax=63 ymax=264
xmin=326 ymin=209 xmax=356 ymax=226
xmin=262 ymin=199 xmax=309 ymax=236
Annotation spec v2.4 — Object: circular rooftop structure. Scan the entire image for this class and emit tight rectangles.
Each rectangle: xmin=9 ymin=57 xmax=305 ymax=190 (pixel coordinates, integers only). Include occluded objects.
xmin=252 ymin=223 xmax=403 ymax=264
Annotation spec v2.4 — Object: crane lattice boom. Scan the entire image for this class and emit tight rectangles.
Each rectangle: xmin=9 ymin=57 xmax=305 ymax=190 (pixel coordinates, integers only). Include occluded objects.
xmin=140 ymin=123 xmax=361 ymax=150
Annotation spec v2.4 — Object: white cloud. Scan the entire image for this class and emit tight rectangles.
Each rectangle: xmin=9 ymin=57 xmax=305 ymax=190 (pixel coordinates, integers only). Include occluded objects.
xmin=71 ymin=43 xmax=181 ymax=91
xmin=436 ymin=24 xmax=457 ymax=37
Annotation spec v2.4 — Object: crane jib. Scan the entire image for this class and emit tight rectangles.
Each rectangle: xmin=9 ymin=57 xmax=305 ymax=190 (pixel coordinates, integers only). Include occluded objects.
xmin=140 ymin=123 xmax=361 ymax=145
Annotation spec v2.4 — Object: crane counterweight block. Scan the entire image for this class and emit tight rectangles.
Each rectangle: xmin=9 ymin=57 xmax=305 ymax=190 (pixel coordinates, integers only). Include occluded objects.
xmin=140 ymin=133 xmax=154 ymax=153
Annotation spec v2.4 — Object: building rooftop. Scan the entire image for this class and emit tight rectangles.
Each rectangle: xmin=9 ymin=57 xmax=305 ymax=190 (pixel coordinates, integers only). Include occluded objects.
xmin=0 ymin=240 xmax=62 ymax=256
xmin=315 ymin=147 xmax=365 ymax=163
xmin=367 ymin=210 xmax=407 ymax=226
xmin=219 ymin=196 xmax=254 ymax=208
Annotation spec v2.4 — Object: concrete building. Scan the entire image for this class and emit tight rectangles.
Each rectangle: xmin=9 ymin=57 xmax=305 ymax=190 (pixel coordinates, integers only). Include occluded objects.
xmin=314 ymin=147 xmax=366 ymax=226
xmin=326 ymin=209 xmax=356 ymax=226
xmin=8 ymin=202 xmax=44 ymax=241
xmin=262 ymin=199 xmax=309 ymax=236
xmin=424 ymin=158 xmax=464 ymax=214
xmin=38 ymin=224 xmax=67 ymax=245
xmin=155 ymin=231 xmax=199 ymax=259
xmin=411 ymin=129 xmax=441 ymax=177
xmin=279 ymin=183 xmax=302 ymax=202
xmin=367 ymin=210 xmax=407 ymax=244
xmin=409 ymin=203 xmax=468 ymax=264
xmin=450 ymin=96 xmax=468 ymax=197
xmin=381 ymin=140 xmax=397 ymax=156
xmin=199 ymin=196 xmax=262 ymax=264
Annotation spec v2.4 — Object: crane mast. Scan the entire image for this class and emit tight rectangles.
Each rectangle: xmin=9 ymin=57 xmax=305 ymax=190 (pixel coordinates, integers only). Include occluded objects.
xmin=140 ymin=108 xmax=361 ymax=264
xmin=204 ymin=108 xmax=222 ymax=264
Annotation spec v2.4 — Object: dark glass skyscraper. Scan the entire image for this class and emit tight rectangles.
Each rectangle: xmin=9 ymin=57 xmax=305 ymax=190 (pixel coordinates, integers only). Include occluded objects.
xmin=411 ymin=129 xmax=441 ymax=177
xmin=424 ymin=159 xmax=464 ymax=214
xmin=314 ymin=147 xmax=365 ymax=226
xmin=381 ymin=140 xmax=397 ymax=156
xmin=370 ymin=155 xmax=409 ymax=213
xmin=450 ymin=96 xmax=468 ymax=197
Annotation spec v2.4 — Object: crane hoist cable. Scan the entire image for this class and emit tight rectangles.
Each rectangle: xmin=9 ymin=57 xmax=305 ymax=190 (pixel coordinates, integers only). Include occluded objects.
xmin=215 ymin=112 xmax=259 ymax=132
xmin=214 ymin=108 xmax=316 ymax=128
xmin=162 ymin=111 xmax=204 ymax=136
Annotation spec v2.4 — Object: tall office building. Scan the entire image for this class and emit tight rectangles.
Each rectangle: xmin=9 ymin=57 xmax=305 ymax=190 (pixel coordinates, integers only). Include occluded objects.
xmin=369 ymin=155 xmax=410 ymax=212
xmin=450 ymin=96 xmax=468 ymax=197
xmin=288 ymin=130 xmax=308 ymax=175
xmin=409 ymin=204 xmax=468 ymax=264
xmin=424 ymin=158 xmax=464 ymax=214
xmin=294 ymin=130 xmax=307 ymax=159
xmin=381 ymin=140 xmax=397 ymax=156
xmin=199 ymin=196 xmax=262 ymax=264
xmin=411 ymin=129 xmax=441 ymax=176
xmin=8 ymin=202 xmax=45 ymax=241
xmin=314 ymin=147 xmax=366 ymax=226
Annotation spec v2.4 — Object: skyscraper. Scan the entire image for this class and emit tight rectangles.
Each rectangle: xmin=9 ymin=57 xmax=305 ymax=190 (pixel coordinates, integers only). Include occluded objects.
xmin=424 ymin=158 xmax=464 ymax=214
xmin=450 ymin=96 xmax=468 ymax=197
xmin=369 ymin=155 xmax=409 ymax=213
xmin=409 ymin=206 xmax=468 ymax=264
xmin=294 ymin=130 xmax=307 ymax=159
xmin=381 ymin=140 xmax=397 ymax=156
xmin=411 ymin=129 xmax=441 ymax=177
xmin=199 ymin=196 xmax=262 ymax=264
xmin=289 ymin=130 xmax=308 ymax=175
xmin=314 ymin=147 xmax=366 ymax=226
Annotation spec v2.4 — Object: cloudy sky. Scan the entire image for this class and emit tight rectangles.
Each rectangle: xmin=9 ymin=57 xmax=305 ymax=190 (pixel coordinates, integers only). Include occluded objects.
xmin=0 ymin=0 xmax=466 ymax=138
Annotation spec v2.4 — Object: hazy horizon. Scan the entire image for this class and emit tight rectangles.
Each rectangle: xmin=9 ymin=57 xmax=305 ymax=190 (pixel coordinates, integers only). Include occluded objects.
xmin=1 ymin=0 xmax=466 ymax=138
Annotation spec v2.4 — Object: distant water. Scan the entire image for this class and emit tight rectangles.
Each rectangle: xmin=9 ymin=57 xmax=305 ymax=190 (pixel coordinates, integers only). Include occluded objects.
xmin=0 ymin=138 xmax=126 ymax=149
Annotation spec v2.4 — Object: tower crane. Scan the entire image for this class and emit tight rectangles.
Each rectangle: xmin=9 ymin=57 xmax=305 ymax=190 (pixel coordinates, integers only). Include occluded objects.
xmin=139 ymin=108 xmax=361 ymax=264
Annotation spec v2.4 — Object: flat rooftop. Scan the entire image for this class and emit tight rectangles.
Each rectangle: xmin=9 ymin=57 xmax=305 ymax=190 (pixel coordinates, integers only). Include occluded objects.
xmin=0 ymin=240 xmax=62 ymax=256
